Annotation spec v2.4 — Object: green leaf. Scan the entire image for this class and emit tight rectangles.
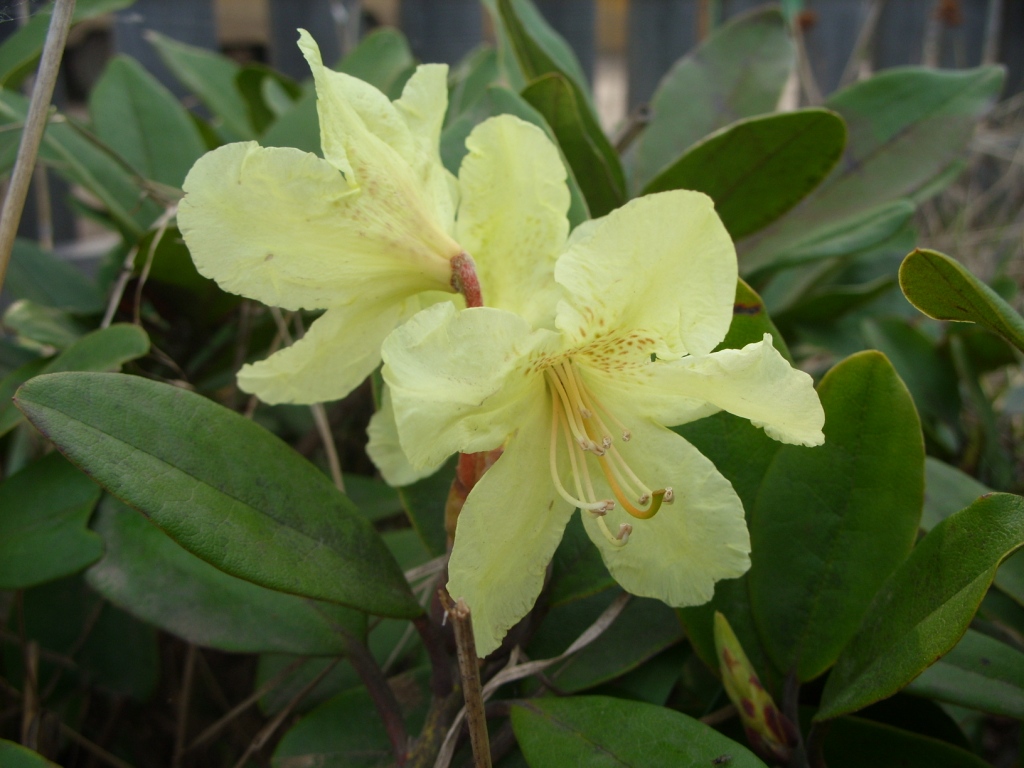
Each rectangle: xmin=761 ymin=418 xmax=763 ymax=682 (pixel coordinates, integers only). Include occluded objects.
xmin=336 ymin=27 xmax=416 ymax=99
xmin=89 ymin=55 xmax=207 ymax=189
xmin=0 ymin=452 xmax=102 ymax=589
xmin=821 ymin=716 xmax=990 ymax=767
xmin=15 ymin=372 xmax=421 ymax=618
xmin=0 ymin=92 xmax=162 ymax=236
xmin=147 ymin=30 xmax=254 ymax=141
xmin=87 ymin=496 xmax=364 ymax=654
xmin=3 ymin=238 xmax=104 ymax=313
xmin=900 ymin=248 xmax=1024 ymax=353
xmin=0 ymin=739 xmax=61 ymax=767
xmin=521 ymin=73 xmax=625 ymax=218
xmin=548 ymin=513 xmax=614 ymax=605
xmin=717 ymin=279 xmax=792 ymax=362
xmin=905 ymin=629 xmax=1024 ymax=718
xmin=236 ymin=64 xmax=301 ymax=134
xmin=492 ymin=0 xmax=590 ymax=99
xmin=448 ymin=45 xmax=500 ymax=122
xmin=535 ymin=596 xmax=684 ymax=693
xmin=511 ymin=696 xmax=769 ymax=767
xmin=632 ymin=7 xmax=794 ymax=190
xmin=0 ymin=323 xmax=150 ymax=437
xmin=0 ymin=0 xmax=134 ymax=87
xmin=3 ymin=300 xmax=88 ymax=348
xmin=644 ymin=109 xmax=846 ymax=240
xmin=818 ymin=493 xmax=1024 ymax=720
xmin=397 ymin=456 xmax=455 ymax=557
xmin=743 ymin=66 xmax=1004 ymax=272
xmin=750 ymin=351 xmax=924 ymax=681
xmin=272 ymin=668 xmax=432 ymax=768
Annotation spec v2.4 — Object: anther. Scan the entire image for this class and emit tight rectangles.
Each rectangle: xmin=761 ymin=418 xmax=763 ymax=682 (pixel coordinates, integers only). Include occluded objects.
xmin=638 ymin=493 xmax=650 ymax=505
xmin=621 ymin=430 xmax=631 ymax=442
xmin=663 ymin=487 xmax=675 ymax=504
xmin=602 ymin=436 xmax=613 ymax=450
xmin=617 ymin=524 xmax=632 ymax=544
xmin=580 ymin=407 xmax=592 ymax=418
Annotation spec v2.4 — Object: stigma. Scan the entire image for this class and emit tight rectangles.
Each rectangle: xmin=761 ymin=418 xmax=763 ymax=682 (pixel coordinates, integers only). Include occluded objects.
xmin=545 ymin=360 xmax=673 ymax=546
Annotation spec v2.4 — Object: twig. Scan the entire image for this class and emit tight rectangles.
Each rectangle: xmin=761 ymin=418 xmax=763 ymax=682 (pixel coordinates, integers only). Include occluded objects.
xmin=20 ymin=641 xmax=38 ymax=747
xmin=172 ymin=644 xmax=198 ymax=768
xmin=132 ymin=207 xmax=175 ymax=326
xmin=60 ymin=722 xmax=138 ymax=768
xmin=438 ymin=593 xmax=490 ymax=768
xmin=101 ymin=244 xmax=140 ymax=328
xmin=699 ymin=703 xmax=737 ymax=726
xmin=0 ymin=0 xmax=77 ymax=295
xmin=310 ymin=402 xmax=344 ymax=492
xmin=982 ymin=0 xmax=1003 ymax=65
xmin=187 ymin=656 xmax=309 ymax=753
xmin=922 ymin=0 xmax=943 ymax=67
xmin=838 ymin=0 xmax=885 ymax=89
xmin=343 ymin=631 xmax=410 ymax=765
xmin=612 ymin=103 xmax=650 ymax=154
xmin=230 ymin=658 xmax=340 ymax=768
xmin=414 ymin=613 xmax=454 ymax=700
xmin=791 ymin=14 xmax=823 ymax=106
xmin=433 ymin=592 xmax=631 ymax=768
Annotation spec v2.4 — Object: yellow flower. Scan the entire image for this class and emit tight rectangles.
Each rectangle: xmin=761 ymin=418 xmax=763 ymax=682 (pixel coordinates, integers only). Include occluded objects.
xmin=382 ymin=191 xmax=825 ymax=656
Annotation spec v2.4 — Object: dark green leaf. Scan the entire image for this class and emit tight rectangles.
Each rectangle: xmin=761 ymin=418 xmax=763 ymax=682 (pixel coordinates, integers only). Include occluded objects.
xmin=775 ymin=277 xmax=895 ymax=327
xmin=3 ymin=300 xmax=87 ymax=348
xmin=272 ymin=668 xmax=431 ymax=768
xmin=511 ymin=696 xmax=768 ymax=767
xmin=716 ymin=279 xmax=792 ymax=362
xmin=548 ymin=513 xmax=614 ymax=605
xmin=900 ymin=248 xmax=1024 ymax=353
xmin=905 ymin=629 xmax=1024 ymax=718
xmin=743 ymin=67 xmax=1004 ymax=272
xmin=0 ymin=738 xmax=61 ymax=767
xmin=750 ymin=351 xmax=924 ymax=681
xmin=336 ymin=27 xmax=416 ymax=99
xmin=87 ymin=496 xmax=366 ymax=654
xmin=522 ymin=73 xmax=625 ymax=217
xmin=3 ymin=238 xmax=104 ymax=313
xmin=821 ymin=716 xmax=990 ymax=767
xmin=147 ymin=30 xmax=254 ymax=141
xmin=236 ymin=64 xmax=301 ymax=134
xmin=492 ymin=0 xmax=590 ymax=98
xmin=0 ymin=0 xmax=134 ymax=87
xmin=818 ymin=493 xmax=1024 ymax=720
xmin=448 ymin=45 xmax=500 ymax=122
xmin=89 ymin=55 xmax=207 ymax=188
xmin=344 ymin=474 xmax=403 ymax=522
xmin=644 ymin=109 xmax=846 ymax=240
xmin=0 ymin=452 xmax=102 ymax=589
xmin=0 ymin=323 xmax=150 ymax=437
xmin=633 ymin=7 xmax=794 ymax=190
xmin=397 ymin=456 xmax=455 ymax=557
xmin=15 ymin=372 xmax=421 ymax=618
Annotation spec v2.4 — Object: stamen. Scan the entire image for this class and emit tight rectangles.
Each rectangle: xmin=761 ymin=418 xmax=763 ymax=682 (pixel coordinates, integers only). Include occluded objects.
xmin=546 ymin=370 xmax=601 ymax=454
xmin=663 ymin=487 xmax=675 ymax=504
xmin=549 ymin=396 xmax=611 ymax=513
xmin=559 ymin=361 xmax=592 ymax=421
xmin=585 ymin=384 xmax=634 ymax=442
xmin=595 ymin=516 xmax=631 ymax=548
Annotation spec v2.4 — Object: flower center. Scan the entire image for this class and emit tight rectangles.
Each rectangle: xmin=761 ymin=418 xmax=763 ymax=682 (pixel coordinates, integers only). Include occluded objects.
xmin=545 ymin=360 xmax=673 ymax=548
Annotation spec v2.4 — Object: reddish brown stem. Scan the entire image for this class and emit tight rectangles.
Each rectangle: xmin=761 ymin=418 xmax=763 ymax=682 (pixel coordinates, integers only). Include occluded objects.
xmin=451 ymin=251 xmax=484 ymax=309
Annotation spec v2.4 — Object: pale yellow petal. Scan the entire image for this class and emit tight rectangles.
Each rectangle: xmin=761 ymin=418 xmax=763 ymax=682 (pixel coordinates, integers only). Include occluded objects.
xmin=580 ymin=414 xmax=750 ymax=606
xmin=587 ymin=334 xmax=825 ymax=446
xmin=447 ymin=392 xmax=576 ymax=656
xmin=394 ymin=64 xmax=458 ymax=231
xmin=555 ymin=191 xmax=736 ymax=357
xmin=366 ymin=386 xmax=446 ymax=487
xmin=179 ymin=142 xmax=455 ymax=311
xmin=456 ymin=115 xmax=570 ymax=327
xmin=381 ymin=302 xmax=558 ymax=470
xmin=236 ymin=300 xmax=405 ymax=405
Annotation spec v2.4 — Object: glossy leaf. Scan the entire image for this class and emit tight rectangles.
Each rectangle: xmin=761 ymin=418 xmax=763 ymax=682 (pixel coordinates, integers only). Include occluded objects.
xmin=0 ymin=452 xmax=102 ymax=589
xmin=818 ymin=493 xmax=1024 ymax=720
xmin=900 ymin=248 xmax=1024 ymax=353
xmin=511 ymin=696 xmax=768 ymax=768
xmin=717 ymin=279 xmax=793 ymax=362
xmin=447 ymin=45 xmax=500 ymax=122
xmin=0 ymin=323 xmax=150 ymax=437
xmin=750 ymin=351 xmax=924 ymax=682
xmin=148 ymin=31 xmax=254 ymax=141
xmin=522 ymin=73 xmax=625 ymax=218
xmin=548 ymin=513 xmax=614 ymax=606
xmin=906 ymin=629 xmax=1024 ymax=718
xmin=822 ymin=716 xmax=990 ymax=767
xmin=644 ymin=109 xmax=846 ymax=240
xmin=15 ymin=372 xmax=421 ymax=618
xmin=89 ymin=55 xmax=207 ymax=188
xmin=2 ymin=238 xmax=104 ymax=313
xmin=0 ymin=739 xmax=61 ymax=767
xmin=87 ymin=497 xmax=366 ymax=654
xmin=0 ymin=0 xmax=133 ymax=87
xmin=633 ymin=7 xmax=794 ymax=190
xmin=743 ymin=67 xmax=1003 ymax=272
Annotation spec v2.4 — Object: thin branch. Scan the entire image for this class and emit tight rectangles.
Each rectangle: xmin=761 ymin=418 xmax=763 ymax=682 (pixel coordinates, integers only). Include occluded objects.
xmin=20 ymin=641 xmax=38 ymax=747
xmin=230 ymin=658 xmax=340 ymax=768
xmin=172 ymin=644 xmax=198 ymax=768
xmin=612 ymin=103 xmax=650 ymax=154
xmin=132 ymin=207 xmax=175 ymax=326
xmin=838 ymin=0 xmax=886 ymax=89
xmin=0 ymin=0 xmax=76 ymax=294
xmin=187 ymin=656 xmax=309 ymax=753
xmin=60 ymin=723 xmax=138 ymax=768
xmin=310 ymin=402 xmax=344 ymax=491
xmin=438 ymin=593 xmax=490 ymax=768
xmin=344 ymin=631 xmax=410 ymax=765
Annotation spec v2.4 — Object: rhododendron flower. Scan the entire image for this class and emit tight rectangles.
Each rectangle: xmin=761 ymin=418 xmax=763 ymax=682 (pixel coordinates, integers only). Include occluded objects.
xmin=179 ymin=31 xmax=463 ymax=405
xmin=382 ymin=191 xmax=825 ymax=656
